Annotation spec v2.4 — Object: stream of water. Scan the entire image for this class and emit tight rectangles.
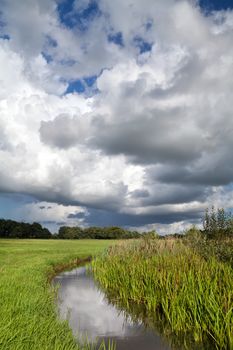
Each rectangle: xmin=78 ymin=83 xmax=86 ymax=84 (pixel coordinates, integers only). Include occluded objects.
xmin=54 ymin=266 xmax=171 ymax=350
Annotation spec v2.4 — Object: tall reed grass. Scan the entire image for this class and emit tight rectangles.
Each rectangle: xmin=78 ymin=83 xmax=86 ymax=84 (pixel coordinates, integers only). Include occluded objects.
xmin=92 ymin=239 xmax=233 ymax=349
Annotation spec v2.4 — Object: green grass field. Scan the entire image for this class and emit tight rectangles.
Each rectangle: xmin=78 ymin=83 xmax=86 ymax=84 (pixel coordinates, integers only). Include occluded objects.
xmin=92 ymin=239 xmax=233 ymax=349
xmin=0 ymin=239 xmax=113 ymax=350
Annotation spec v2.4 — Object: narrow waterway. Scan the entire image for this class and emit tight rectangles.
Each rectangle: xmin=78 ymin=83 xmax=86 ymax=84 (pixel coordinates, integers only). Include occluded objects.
xmin=54 ymin=266 xmax=171 ymax=350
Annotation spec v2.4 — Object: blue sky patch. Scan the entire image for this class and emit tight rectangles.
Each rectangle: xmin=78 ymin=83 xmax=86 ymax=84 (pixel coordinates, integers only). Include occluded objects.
xmin=0 ymin=34 xmax=10 ymax=40
xmin=65 ymin=75 xmax=97 ymax=94
xmin=134 ymin=36 xmax=152 ymax=54
xmin=42 ymin=51 xmax=53 ymax=63
xmin=57 ymin=0 xmax=101 ymax=30
xmin=199 ymin=0 xmax=233 ymax=12
xmin=108 ymin=32 xmax=124 ymax=47
xmin=57 ymin=0 xmax=75 ymax=27
xmin=84 ymin=75 xmax=97 ymax=87
xmin=65 ymin=79 xmax=86 ymax=94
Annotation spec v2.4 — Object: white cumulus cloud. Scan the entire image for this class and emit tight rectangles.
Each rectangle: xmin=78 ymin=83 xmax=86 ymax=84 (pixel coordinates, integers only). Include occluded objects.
xmin=0 ymin=0 xmax=233 ymax=232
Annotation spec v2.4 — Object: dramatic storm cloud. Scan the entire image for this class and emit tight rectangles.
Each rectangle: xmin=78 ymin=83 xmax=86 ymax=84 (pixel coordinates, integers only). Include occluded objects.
xmin=0 ymin=0 xmax=233 ymax=233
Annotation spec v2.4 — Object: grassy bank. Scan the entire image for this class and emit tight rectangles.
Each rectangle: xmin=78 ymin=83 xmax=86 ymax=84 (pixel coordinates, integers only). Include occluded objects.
xmin=92 ymin=239 xmax=233 ymax=349
xmin=0 ymin=239 xmax=113 ymax=350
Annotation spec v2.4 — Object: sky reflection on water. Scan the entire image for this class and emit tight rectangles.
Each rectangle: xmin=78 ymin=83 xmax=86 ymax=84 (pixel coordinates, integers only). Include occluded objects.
xmin=54 ymin=266 xmax=170 ymax=349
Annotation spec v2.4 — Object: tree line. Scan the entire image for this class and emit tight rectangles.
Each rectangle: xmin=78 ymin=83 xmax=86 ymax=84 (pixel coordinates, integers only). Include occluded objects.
xmin=0 ymin=219 xmax=141 ymax=239
xmin=56 ymin=225 xmax=141 ymax=239
xmin=0 ymin=219 xmax=52 ymax=239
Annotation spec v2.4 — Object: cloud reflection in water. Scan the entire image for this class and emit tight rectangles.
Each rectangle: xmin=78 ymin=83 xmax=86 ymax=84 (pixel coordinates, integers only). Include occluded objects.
xmin=54 ymin=266 xmax=170 ymax=350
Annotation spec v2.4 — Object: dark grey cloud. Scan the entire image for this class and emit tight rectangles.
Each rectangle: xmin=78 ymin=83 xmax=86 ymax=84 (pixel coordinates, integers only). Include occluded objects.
xmin=39 ymin=205 xmax=52 ymax=209
xmin=0 ymin=173 xmax=23 ymax=195
xmin=137 ymin=185 xmax=207 ymax=206
xmin=130 ymin=189 xmax=150 ymax=198
xmin=67 ymin=212 xmax=86 ymax=219
xmin=150 ymin=152 xmax=233 ymax=187
xmin=91 ymin=108 xmax=204 ymax=165
xmin=20 ymin=182 xmax=127 ymax=213
xmin=85 ymin=207 xmax=202 ymax=227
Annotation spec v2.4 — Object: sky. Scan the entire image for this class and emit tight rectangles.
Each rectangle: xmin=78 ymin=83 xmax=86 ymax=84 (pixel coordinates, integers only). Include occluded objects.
xmin=0 ymin=0 xmax=233 ymax=234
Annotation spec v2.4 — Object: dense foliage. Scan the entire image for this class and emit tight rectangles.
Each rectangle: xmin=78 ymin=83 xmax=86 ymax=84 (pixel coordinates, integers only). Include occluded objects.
xmin=0 ymin=219 xmax=52 ymax=238
xmin=203 ymin=206 xmax=233 ymax=238
xmin=0 ymin=219 xmax=141 ymax=240
xmin=57 ymin=225 xmax=140 ymax=239
xmin=92 ymin=239 xmax=233 ymax=349
xmin=184 ymin=207 xmax=233 ymax=267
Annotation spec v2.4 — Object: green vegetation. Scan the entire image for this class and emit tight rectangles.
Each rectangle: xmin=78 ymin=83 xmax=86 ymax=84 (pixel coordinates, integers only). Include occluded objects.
xmin=1 ymin=206 xmax=232 ymax=349
xmin=184 ymin=207 xmax=233 ymax=268
xmin=0 ymin=219 xmax=52 ymax=239
xmin=92 ymin=238 xmax=233 ymax=349
xmin=57 ymin=226 xmax=140 ymax=240
xmin=185 ymin=227 xmax=233 ymax=268
xmin=0 ymin=239 xmax=114 ymax=350
xmin=203 ymin=206 xmax=233 ymax=239
xmin=0 ymin=218 xmax=141 ymax=240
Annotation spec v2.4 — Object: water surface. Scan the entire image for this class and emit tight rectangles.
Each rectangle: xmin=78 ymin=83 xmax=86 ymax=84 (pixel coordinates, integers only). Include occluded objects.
xmin=54 ymin=266 xmax=171 ymax=349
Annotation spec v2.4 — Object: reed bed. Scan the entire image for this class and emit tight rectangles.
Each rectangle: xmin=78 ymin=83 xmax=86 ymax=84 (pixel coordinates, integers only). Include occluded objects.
xmin=92 ymin=239 xmax=233 ymax=349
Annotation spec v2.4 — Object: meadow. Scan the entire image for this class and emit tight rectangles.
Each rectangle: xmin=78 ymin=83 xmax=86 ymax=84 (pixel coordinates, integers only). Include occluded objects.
xmin=0 ymin=239 xmax=113 ymax=350
xmin=1 ymin=234 xmax=233 ymax=350
xmin=92 ymin=238 xmax=233 ymax=349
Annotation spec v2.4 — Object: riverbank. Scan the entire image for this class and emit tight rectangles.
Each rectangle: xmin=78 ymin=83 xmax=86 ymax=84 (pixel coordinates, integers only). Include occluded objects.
xmin=0 ymin=239 xmax=113 ymax=350
xmin=92 ymin=238 xmax=233 ymax=349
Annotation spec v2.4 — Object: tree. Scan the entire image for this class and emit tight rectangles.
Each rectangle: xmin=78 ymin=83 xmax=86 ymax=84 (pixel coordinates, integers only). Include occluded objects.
xmin=203 ymin=206 xmax=233 ymax=238
xmin=0 ymin=219 xmax=52 ymax=239
xmin=58 ymin=226 xmax=83 ymax=239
